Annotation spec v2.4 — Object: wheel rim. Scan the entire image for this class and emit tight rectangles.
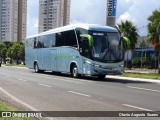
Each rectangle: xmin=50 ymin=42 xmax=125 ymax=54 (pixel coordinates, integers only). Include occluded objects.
xmin=73 ymin=66 xmax=78 ymax=77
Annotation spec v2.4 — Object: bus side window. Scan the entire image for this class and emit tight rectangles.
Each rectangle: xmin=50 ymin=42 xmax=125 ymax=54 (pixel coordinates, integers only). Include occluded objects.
xmin=51 ymin=34 xmax=56 ymax=47
xmin=56 ymin=32 xmax=65 ymax=47
xmin=75 ymin=28 xmax=88 ymax=48
xmin=47 ymin=34 xmax=55 ymax=47
xmin=39 ymin=36 xmax=44 ymax=48
xmin=34 ymin=37 xmax=37 ymax=49
xmin=37 ymin=37 xmax=43 ymax=48
xmin=65 ymin=30 xmax=77 ymax=47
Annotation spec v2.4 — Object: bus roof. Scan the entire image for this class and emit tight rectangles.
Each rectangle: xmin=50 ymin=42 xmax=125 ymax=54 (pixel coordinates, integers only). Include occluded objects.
xmin=26 ymin=23 xmax=118 ymax=39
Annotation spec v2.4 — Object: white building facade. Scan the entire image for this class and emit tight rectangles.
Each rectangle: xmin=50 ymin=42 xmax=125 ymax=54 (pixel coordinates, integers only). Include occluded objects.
xmin=0 ymin=0 xmax=27 ymax=42
xmin=39 ymin=0 xmax=70 ymax=33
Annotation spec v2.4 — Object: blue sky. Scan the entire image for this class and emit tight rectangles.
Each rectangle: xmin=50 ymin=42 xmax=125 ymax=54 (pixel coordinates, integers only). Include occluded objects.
xmin=27 ymin=0 xmax=160 ymax=36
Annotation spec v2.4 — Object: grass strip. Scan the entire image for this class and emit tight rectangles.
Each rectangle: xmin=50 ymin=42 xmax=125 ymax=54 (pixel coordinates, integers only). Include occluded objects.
xmin=0 ymin=101 xmax=31 ymax=120
xmin=123 ymin=72 xmax=160 ymax=80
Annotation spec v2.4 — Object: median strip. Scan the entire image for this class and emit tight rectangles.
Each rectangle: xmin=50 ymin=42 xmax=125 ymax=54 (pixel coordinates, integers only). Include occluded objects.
xmin=127 ymin=86 xmax=160 ymax=93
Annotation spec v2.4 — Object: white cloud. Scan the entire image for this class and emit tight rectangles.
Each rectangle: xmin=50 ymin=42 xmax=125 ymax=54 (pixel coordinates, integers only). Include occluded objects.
xmin=117 ymin=0 xmax=160 ymax=36
xmin=117 ymin=12 xmax=135 ymax=23
xmin=70 ymin=0 xmax=106 ymax=25
xmin=27 ymin=0 xmax=39 ymax=36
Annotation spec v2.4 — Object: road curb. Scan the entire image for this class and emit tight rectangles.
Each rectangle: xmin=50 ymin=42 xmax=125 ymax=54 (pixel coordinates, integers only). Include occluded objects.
xmin=106 ymin=75 xmax=160 ymax=84
xmin=2 ymin=65 xmax=28 ymax=69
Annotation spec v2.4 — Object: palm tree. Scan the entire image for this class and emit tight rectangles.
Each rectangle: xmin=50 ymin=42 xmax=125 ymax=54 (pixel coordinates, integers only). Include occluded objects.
xmin=116 ymin=20 xmax=139 ymax=50
xmin=116 ymin=20 xmax=139 ymax=69
xmin=147 ymin=9 xmax=160 ymax=73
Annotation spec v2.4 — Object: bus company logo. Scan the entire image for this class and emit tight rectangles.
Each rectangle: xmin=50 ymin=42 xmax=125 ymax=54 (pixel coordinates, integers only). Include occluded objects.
xmin=2 ymin=112 xmax=12 ymax=117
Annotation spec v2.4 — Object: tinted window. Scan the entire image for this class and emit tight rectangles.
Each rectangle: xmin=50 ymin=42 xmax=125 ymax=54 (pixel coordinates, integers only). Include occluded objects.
xmin=56 ymin=30 xmax=77 ymax=47
xmin=56 ymin=32 xmax=65 ymax=46
xmin=34 ymin=37 xmax=38 ymax=48
xmin=48 ymin=34 xmax=56 ymax=47
xmin=40 ymin=34 xmax=55 ymax=48
xmin=26 ymin=38 xmax=33 ymax=48
xmin=37 ymin=37 xmax=44 ymax=48
xmin=76 ymin=28 xmax=88 ymax=42
xmin=65 ymin=30 xmax=77 ymax=47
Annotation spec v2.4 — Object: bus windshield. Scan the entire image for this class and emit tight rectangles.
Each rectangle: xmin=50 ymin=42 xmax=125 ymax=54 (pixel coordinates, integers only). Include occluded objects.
xmin=89 ymin=31 xmax=123 ymax=63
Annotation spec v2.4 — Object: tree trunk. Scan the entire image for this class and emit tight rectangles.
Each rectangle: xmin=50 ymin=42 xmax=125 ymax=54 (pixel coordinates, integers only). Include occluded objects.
xmin=10 ymin=58 xmax=13 ymax=64
xmin=4 ymin=57 xmax=6 ymax=64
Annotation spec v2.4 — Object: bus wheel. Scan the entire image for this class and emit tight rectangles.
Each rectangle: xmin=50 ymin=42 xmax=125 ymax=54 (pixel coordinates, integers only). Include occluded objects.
xmin=98 ymin=75 xmax=106 ymax=80
xmin=71 ymin=65 xmax=79 ymax=78
xmin=34 ymin=63 xmax=39 ymax=73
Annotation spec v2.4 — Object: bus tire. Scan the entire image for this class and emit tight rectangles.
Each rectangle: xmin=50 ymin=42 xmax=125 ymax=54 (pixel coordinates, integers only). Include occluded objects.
xmin=98 ymin=75 xmax=106 ymax=80
xmin=71 ymin=65 xmax=79 ymax=78
xmin=34 ymin=63 xmax=40 ymax=73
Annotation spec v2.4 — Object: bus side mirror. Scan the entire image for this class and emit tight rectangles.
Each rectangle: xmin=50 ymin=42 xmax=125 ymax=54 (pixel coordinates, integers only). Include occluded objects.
xmin=80 ymin=34 xmax=93 ymax=48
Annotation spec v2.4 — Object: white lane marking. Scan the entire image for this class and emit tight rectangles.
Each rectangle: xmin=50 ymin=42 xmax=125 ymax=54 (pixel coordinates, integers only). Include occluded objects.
xmin=5 ymin=75 xmax=10 ymax=77
xmin=127 ymin=86 xmax=160 ymax=93
xmin=65 ymin=77 xmax=93 ymax=83
xmin=58 ymin=79 xmax=82 ymax=84
xmin=18 ymin=79 xmax=27 ymax=82
xmin=38 ymin=83 xmax=52 ymax=88
xmin=1 ymin=69 xmax=93 ymax=84
xmin=42 ymin=76 xmax=83 ymax=84
xmin=68 ymin=91 xmax=91 ymax=97
xmin=0 ymin=87 xmax=38 ymax=111
xmin=122 ymin=104 xmax=153 ymax=111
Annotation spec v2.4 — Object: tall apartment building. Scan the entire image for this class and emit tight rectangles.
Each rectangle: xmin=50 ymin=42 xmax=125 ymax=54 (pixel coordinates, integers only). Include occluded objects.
xmin=0 ymin=0 xmax=27 ymax=42
xmin=39 ymin=0 xmax=70 ymax=33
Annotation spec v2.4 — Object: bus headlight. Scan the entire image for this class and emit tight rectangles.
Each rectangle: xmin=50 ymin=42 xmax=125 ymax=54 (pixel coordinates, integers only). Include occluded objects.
xmin=119 ymin=64 xmax=124 ymax=68
xmin=85 ymin=60 xmax=92 ymax=64
xmin=85 ymin=60 xmax=100 ymax=67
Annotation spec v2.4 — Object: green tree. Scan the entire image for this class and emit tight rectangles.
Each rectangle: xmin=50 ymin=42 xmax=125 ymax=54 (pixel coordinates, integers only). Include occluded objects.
xmin=19 ymin=43 xmax=25 ymax=64
xmin=147 ymin=9 xmax=160 ymax=73
xmin=1 ymin=47 xmax=7 ymax=64
xmin=116 ymin=20 xmax=139 ymax=69
xmin=116 ymin=20 xmax=139 ymax=50
xmin=11 ymin=42 xmax=22 ymax=65
xmin=7 ymin=47 xmax=14 ymax=64
xmin=0 ymin=42 xmax=7 ymax=64
xmin=3 ymin=41 xmax=13 ymax=49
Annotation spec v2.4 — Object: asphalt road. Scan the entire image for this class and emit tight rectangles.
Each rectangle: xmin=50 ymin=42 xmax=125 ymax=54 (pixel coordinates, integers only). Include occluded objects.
xmin=0 ymin=66 xmax=160 ymax=120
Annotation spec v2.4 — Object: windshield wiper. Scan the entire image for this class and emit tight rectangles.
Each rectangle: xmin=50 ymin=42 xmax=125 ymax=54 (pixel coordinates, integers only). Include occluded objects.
xmin=101 ymin=47 xmax=118 ymax=62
